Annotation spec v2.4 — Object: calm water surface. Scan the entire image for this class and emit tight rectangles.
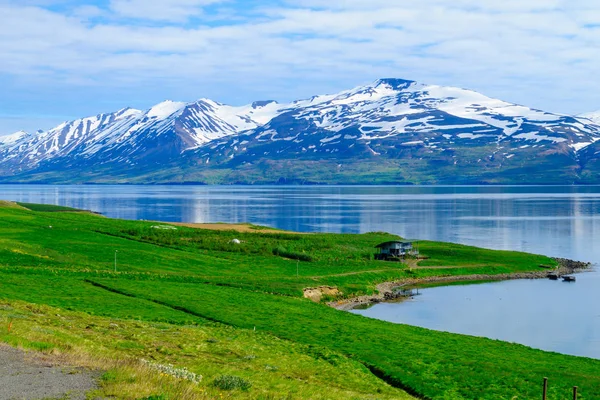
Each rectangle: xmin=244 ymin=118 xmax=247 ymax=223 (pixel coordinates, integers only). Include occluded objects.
xmin=2 ymin=184 xmax=600 ymax=358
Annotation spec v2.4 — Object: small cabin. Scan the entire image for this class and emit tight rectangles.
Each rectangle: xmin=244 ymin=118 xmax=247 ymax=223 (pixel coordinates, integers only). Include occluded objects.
xmin=375 ymin=240 xmax=415 ymax=260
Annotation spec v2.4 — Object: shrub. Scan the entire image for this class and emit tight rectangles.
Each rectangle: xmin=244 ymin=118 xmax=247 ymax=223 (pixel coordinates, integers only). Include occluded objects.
xmin=101 ymin=370 xmax=118 ymax=382
xmin=212 ymin=374 xmax=252 ymax=391
xmin=272 ymin=246 xmax=313 ymax=262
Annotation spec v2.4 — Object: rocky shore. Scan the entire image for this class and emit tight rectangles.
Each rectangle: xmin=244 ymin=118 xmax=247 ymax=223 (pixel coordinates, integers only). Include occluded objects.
xmin=329 ymin=257 xmax=592 ymax=311
xmin=553 ymin=258 xmax=592 ymax=272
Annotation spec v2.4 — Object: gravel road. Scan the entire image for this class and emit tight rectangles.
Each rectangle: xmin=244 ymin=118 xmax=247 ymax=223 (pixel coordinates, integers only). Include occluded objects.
xmin=0 ymin=345 xmax=99 ymax=400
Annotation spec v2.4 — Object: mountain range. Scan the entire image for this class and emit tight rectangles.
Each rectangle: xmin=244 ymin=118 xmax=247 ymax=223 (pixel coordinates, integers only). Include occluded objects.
xmin=2 ymin=78 xmax=600 ymax=185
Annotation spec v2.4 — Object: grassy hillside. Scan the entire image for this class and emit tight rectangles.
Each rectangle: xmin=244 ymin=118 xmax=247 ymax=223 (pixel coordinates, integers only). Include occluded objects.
xmin=1 ymin=300 xmax=404 ymax=400
xmin=1 ymin=201 xmax=597 ymax=399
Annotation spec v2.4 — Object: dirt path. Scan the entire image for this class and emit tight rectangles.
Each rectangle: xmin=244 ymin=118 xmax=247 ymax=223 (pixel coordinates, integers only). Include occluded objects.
xmin=0 ymin=345 xmax=99 ymax=400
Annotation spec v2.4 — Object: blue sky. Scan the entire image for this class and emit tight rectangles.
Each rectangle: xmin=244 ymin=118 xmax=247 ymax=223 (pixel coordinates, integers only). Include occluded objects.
xmin=1 ymin=0 xmax=600 ymax=134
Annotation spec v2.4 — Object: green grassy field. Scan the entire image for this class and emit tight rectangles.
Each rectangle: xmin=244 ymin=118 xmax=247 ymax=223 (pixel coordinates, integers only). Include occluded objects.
xmin=1 ymin=300 xmax=404 ymax=399
xmin=1 ymin=201 xmax=596 ymax=399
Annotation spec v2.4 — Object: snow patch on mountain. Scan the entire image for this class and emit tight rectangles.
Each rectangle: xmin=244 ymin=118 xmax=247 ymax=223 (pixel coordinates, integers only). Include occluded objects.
xmin=0 ymin=131 xmax=30 ymax=146
xmin=570 ymin=141 xmax=594 ymax=152
xmin=513 ymin=132 xmax=567 ymax=143
xmin=147 ymin=101 xmax=186 ymax=119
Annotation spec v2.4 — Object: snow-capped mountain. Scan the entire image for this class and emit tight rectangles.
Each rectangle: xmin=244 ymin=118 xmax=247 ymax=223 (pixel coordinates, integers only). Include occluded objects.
xmin=1 ymin=78 xmax=600 ymax=184
xmin=0 ymin=108 xmax=141 ymax=166
xmin=198 ymin=79 xmax=600 ymax=178
xmin=0 ymin=99 xmax=283 ymax=173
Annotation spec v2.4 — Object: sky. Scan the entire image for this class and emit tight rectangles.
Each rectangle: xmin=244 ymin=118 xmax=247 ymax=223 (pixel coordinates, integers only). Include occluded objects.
xmin=1 ymin=0 xmax=600 ymax=135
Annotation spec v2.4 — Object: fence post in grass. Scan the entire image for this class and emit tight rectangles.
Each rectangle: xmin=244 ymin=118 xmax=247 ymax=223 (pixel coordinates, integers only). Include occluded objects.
xmin=542 ymin=377 xmax=548 ymax=400
xmin=573 ymin=386 xmax=578 ymax=400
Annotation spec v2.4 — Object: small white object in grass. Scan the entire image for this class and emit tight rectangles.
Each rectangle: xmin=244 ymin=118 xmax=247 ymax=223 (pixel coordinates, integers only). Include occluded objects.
xmin=231 ymin=238 xmax=241 ymax=244
xmin=150 ymin=225 xmax=177 ymax=230
xmin=48 ymin=226 xmax=52 ymax=229
xmin=141 ymin=359 xmax=202 ymax=384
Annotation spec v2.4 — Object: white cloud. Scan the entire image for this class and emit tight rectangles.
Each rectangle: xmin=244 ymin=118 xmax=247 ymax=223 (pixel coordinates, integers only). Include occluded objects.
xmin=0 ymin=0 xmax=600 ymax=135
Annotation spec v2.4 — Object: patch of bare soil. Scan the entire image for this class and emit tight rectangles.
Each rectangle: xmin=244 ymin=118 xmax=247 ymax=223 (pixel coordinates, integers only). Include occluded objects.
xmin=0 ymin=201 xmax=23 ymax=209
xmin=303 ymin=286 xmax=342 ymax=302
xmin=0 ymin=345 xmax=99 ymax=400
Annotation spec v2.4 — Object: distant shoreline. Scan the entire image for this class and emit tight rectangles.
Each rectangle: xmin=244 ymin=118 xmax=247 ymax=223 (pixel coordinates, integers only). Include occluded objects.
xmin=329 ymin=258 xmax=592 ymax=311
xmin=5 ymin=182 xmax=600 ymax=186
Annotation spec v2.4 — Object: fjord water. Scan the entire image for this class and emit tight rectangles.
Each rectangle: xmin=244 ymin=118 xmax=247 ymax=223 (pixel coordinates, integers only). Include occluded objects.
xmin=3 ymin=184 xmax=600 ymax=358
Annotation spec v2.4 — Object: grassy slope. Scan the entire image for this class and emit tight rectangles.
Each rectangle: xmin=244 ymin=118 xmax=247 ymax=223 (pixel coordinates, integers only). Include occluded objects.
xmin=1 ymin=300 xmax=403 ymax=400
xmin=2 ymin=147 xmax=580 ymax=185
xmin=0 ymin=205 xmax=556 ymax=296
xmin=89 ymin=278 xmax=600 ymax=400
xmin=1 ymin=203 xmax=597 ymax=399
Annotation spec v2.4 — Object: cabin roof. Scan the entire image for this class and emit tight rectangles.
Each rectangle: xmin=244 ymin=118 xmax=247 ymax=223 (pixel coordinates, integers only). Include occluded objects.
xmin=375 ymin=240 xmax=414 ymax=248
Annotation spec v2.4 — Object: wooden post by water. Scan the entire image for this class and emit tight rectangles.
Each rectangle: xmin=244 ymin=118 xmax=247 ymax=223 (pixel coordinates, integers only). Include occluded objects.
xmin=573 ymin=386 xmax=578 ymax=400
xmin=542 ymin=377 xmax=548 ymax=400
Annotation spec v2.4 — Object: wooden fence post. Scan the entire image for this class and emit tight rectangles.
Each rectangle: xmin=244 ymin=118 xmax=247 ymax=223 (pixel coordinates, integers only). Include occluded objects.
xmin=573 ymin=386 xmax=578 ymax=400
xmin=542 ymin=377 xmax=548 ymax=400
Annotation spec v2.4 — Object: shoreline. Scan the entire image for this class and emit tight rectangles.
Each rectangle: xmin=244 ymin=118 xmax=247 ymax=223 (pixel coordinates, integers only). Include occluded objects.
xmin=328 ymin=258 xmax=592 ymax=311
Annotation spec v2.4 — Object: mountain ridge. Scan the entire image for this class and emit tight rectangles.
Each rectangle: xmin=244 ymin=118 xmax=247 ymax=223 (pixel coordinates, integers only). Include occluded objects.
xmin=2 ymin=78 xmax=600 ymax=185
xmin=580 ymin=111 xmax=600 ymax=124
